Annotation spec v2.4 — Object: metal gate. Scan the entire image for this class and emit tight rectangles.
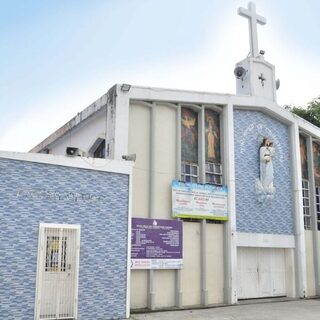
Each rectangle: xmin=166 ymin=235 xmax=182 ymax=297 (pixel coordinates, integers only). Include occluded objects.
xmin=35 ymin=223 xmax=80 ymax=320
xmin=237 ymin=247 xmax=286 ymax=299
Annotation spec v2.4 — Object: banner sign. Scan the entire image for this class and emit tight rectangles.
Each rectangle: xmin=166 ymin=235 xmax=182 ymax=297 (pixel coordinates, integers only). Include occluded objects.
xmin=172 ymin=180 xmax=228 ymax=220
xmin=131 ymin=217 xmax=183 ymax=269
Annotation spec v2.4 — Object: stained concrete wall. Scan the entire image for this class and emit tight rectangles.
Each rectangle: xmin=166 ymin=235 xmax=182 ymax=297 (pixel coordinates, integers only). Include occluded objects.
xmin=128 ymin=101 xmax=224 ymax=309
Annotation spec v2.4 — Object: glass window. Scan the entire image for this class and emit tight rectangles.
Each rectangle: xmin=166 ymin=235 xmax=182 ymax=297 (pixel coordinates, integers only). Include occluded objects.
xmin=313 ymin=142 xmax=320 ymax=186
xmin=302 ymin=179 xmax=311 ymax=230
xmin=205 ymin=109 xmax=222 ymax=185
xmin=299 ymin=135 xmax=308 ymax=180
xmin=94 ymin=140 xmax=106 ymax=158
xmin=315 ymin=186 xmax=320 ymax=231
xmin=180 ymin=106 xmax=222 ymax=186
xmin=181 ymin=107 xmax=199 ymax=182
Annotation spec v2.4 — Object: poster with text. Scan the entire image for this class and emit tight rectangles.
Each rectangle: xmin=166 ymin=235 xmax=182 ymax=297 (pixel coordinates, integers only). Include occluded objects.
xmin=172 ymin=180 xmax=228 ymax=220
xmin=131 ymin=218 xmax=183 ymax=269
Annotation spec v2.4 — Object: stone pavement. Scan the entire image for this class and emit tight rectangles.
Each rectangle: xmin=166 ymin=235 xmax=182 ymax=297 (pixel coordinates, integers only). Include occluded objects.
xmin=130 ymin=299 xmax=320 ymax=320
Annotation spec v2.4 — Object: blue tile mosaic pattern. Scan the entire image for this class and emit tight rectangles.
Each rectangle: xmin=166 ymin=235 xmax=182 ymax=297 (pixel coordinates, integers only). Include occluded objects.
xmin=0 ymin=158 xmax=129 ymax=320
xmin=234 ymin=110 xmax=294 ymax=235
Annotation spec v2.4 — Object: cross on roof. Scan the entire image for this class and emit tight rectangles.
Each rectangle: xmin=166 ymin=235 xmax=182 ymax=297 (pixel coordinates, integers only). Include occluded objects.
xmin=238 ymin=2 xmax=266 ymax=58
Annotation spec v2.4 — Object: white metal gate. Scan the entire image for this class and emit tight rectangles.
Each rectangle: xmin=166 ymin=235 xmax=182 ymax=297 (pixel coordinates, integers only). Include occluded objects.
xmin=237 ymin=247 xmax=286 ymax=299
xmin=35 ymin=223 xmax=80 ymax=320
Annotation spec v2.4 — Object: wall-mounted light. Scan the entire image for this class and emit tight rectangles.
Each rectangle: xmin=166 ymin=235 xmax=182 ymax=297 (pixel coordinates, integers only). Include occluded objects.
xmin=122 ymin=154 xmax=136 ymax=161
xmin=120 ymin=84 xmax=131 ymax=92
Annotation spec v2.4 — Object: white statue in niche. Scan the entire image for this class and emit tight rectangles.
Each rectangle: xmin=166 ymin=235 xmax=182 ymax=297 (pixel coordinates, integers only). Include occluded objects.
xmin=256 ymin=137 xmax=275 ymax=202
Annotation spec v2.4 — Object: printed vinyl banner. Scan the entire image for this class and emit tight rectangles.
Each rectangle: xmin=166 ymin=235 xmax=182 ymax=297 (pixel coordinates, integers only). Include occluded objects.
xmin=172 ymin=180 xmax=228 ymax=220
xmin=131 ymin=218 xmax=183 ymax=269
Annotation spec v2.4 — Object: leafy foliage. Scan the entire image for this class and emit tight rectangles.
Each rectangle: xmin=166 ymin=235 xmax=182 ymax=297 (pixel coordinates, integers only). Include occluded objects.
xmin=286 ymin=96 xmax=320 ymax=127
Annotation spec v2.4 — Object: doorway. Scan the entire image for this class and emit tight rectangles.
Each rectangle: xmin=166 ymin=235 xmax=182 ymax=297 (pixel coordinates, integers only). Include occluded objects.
xmin=35 ymin=223 xmax=80 ymax=320
xmin=237 ymin=247 xmax=286 ymax=299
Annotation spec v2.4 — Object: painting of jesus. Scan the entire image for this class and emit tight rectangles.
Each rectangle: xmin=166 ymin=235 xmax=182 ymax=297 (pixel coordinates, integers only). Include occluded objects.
xmin=181 ymin=108 xmax=198 ymax=163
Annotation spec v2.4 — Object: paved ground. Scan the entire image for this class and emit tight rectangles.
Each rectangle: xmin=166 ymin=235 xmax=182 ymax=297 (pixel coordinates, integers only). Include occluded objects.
xmin=130 ymin=299 xmax=320 ymax=320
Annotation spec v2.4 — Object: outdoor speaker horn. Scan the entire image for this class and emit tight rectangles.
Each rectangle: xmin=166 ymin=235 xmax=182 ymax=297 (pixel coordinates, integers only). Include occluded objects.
xmin=66 ymin=147 xmax=79 ymax=156
xmin=234 ymin=66 xmax=246 ymax=79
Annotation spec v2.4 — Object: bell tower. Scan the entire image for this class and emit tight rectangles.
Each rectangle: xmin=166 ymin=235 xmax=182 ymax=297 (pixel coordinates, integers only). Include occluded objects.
xmin=234 ymin=2 xmax=279 ymax=102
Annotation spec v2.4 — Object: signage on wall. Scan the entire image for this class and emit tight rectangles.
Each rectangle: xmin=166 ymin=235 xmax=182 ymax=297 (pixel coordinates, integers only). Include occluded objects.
xmin=172 ymin=180 xmax=228 ymax=220
xmin=131 ymin=218 xmax=183 ymax=269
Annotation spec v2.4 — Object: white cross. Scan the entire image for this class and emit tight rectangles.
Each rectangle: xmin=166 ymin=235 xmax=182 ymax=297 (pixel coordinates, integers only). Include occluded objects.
xmin=238 ymin=2 xmax=266 ymax=58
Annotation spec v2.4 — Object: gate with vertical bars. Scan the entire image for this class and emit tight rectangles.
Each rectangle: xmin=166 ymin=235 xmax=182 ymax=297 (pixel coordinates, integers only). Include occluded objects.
xmin=35 ymin=224 xmax=80 ymax=320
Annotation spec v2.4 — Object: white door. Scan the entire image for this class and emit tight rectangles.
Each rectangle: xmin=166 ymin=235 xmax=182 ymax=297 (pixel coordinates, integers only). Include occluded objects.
xmin=35 ymin=224 xmax=80 ymax=320
xmin=237 ymin=247 xmax=286 ymax=299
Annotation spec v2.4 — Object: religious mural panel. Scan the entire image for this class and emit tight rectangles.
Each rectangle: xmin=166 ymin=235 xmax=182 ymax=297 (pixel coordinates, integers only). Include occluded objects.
xmin=181 ymin=107 xmax=198 ymax=163
xmin=205 ymin=109 xmax=221 ymax=163
xmin=300 ymin=135 xmax=308 ymax=180
xmin=313 ymin=142 xmax=320 ymax=186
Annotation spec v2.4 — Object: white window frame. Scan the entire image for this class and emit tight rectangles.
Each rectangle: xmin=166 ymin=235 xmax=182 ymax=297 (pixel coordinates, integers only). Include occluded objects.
xmin=205 ymin=162 xmax=223 ymax=185
xmin=315 ymin=186 xmax=320 ymax=231
xmin=302 ymin=179 xmax=311 ymax=230
xmin=181 ymin=162 xmax=199 ymax=183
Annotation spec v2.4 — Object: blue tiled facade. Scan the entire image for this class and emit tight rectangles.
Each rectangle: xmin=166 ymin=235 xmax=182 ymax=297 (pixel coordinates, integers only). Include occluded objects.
xmin=0 ymin=158 xmax=129 ymax=320
xmin=234 ymin=110 xmax=294 ymax=235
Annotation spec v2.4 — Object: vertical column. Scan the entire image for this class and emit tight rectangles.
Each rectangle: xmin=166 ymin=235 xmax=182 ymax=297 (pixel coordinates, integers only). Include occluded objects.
xmin=199 ymin=107 xmax=208 ymax=305
xmin=307 ymin=137 xmax=320 ymax=295
xmin=148 ymin=102 xmax=156 ymax=310
xmin=113 ymin=85 xmax=130 ymax=160
xmin=223 ymin=102 xmax=237 ymax=304
xmin=175 ymin=105 xmax=183 ymax=307
xmin=290 ymin=123 xmax=307 ymax=298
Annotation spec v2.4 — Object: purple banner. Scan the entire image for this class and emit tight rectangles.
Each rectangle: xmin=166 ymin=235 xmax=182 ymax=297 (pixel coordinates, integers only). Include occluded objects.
xmin=131 ymin=218 xmax=183 ymax=269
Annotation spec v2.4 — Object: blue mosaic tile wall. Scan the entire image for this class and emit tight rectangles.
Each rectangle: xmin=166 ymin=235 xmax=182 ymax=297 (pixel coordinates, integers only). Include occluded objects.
xmin=0 ymin=158 xmax=129 ymax=320
xmin=234 ymin=110 xmax=294 ymax=235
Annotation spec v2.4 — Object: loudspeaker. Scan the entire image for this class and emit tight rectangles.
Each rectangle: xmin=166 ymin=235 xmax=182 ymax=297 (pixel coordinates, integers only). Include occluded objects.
xmin=66 ymin=147 xmax=79 ymax=156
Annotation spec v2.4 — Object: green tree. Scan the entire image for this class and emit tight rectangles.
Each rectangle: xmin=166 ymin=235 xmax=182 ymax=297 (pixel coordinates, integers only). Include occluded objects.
xmin=287 ymin=96 xmax=320 ymax=127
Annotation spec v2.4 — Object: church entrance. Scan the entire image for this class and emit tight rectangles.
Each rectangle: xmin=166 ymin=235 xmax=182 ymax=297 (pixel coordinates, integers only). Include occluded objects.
xmin=237 ymin=247 xmax=287 ymax=299
xmin=35 ymin=223 xmax=80 ymax=320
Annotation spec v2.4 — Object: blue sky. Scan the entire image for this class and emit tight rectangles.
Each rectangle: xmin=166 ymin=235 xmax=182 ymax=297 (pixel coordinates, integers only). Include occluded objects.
xmin=1 ymin=0 xmax=319 ymax=151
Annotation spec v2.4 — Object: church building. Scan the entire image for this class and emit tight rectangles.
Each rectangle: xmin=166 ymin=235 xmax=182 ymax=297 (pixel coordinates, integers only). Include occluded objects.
xmin=30 ymin=2 xmax=320 ymax=312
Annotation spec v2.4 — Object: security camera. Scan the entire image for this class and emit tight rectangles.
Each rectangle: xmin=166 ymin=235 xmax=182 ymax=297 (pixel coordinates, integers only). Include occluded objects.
xmin=234 ymin=66 xmax=247 ymax=79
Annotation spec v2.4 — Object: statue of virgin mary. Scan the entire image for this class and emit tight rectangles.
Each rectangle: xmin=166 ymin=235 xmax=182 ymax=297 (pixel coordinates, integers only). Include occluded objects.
xmin=256 ymin=137 xmax=275 ymax=202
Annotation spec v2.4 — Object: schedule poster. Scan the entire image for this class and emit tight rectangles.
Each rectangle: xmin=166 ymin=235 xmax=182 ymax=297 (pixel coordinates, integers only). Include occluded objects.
xmin=172 ymin=180 xmax=228 ymax=220
xmin=131 ymin=217 xmax=183 ymax=269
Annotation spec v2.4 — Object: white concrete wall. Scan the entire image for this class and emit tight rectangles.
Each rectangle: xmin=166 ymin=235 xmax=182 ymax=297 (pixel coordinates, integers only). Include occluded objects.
xmin=48 ymin=109 xmax=107 ymax=156
xmin=206 ymin=223 xmax=224 ymax=304
xmin=305 ymin=231 xmax=316 ymax=296
xmin=181 ymin=222 xmax=201 ymax=306
xmin=128 ymin=101 xmax=225 ymax=309
xmin=285 ymin=249 xmax=296 ymax=298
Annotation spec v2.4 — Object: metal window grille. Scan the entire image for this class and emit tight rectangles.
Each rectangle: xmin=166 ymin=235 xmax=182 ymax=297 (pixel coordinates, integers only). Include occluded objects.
xmin=45 ymin=236 xmax=67 ymax=272
xmin=181 ymin=162 xmax=199 ymax=183
xmin=315 ymin=186 xmax=320 ymax=231
xmin=302 ymin=179 xmax=311 ymax=230
xmin=205 ymin=162 xmax=223 ymax=185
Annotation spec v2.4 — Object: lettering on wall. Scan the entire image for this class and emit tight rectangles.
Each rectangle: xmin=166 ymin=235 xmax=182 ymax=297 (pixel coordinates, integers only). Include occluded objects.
xmin=16 ymin=188 xmax=107 ymax=203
